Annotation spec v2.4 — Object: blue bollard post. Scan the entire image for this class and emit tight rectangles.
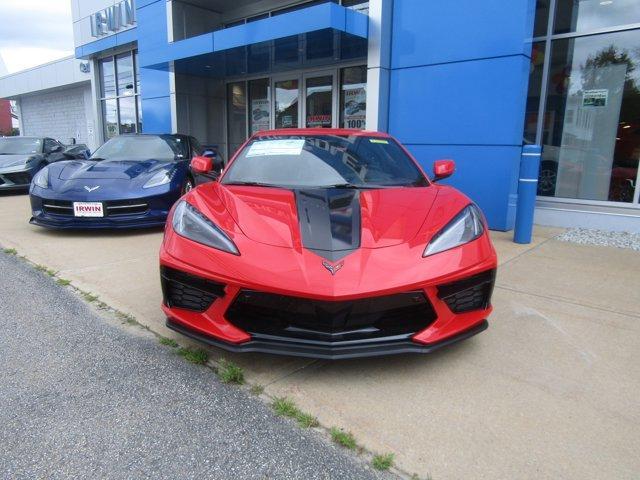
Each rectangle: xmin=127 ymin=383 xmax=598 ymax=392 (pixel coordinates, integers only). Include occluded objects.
xmin=514 ymin=145 xmax=542 ymax=244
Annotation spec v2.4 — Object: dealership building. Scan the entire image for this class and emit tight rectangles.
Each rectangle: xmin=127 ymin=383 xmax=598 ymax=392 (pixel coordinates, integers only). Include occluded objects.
xmin=1 ymin=0 xmax=639 ymax=232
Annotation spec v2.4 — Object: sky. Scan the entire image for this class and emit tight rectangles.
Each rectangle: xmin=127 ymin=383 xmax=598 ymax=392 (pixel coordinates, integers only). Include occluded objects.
xmin=0 ymin=0 xmax=74 ymax=75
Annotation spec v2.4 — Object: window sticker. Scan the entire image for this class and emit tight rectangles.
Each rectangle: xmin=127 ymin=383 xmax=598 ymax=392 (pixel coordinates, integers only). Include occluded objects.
xmin=246 ymin=139 xmax=306 ymax=157
xmin=369 ymin=139 xmax=389 ymax=145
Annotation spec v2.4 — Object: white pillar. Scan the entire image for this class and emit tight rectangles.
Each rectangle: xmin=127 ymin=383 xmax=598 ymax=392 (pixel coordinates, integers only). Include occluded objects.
xmin=365 ymin=0 xmax=393 ymax=132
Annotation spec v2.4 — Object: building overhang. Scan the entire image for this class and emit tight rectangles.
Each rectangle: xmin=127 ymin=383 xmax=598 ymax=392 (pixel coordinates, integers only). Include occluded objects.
xmin=140 ymin=2 xmax=368 ymax=74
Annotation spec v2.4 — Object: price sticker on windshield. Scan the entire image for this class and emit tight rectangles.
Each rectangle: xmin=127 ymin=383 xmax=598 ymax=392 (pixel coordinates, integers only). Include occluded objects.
xmin=246 ymin=139 xmax=305 ymax=157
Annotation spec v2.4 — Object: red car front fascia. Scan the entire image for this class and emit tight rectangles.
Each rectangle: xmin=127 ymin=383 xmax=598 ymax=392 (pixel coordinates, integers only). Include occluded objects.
xmin=160 ymin=215 xmax=497 ymax=348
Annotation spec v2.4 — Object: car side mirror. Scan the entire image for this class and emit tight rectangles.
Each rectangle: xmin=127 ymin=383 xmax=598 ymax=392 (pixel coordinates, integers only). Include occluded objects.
xmin=191 ymin=156 xmax=213 ymax=174
xmin=433 ymin=159 xmax=455 ymax=181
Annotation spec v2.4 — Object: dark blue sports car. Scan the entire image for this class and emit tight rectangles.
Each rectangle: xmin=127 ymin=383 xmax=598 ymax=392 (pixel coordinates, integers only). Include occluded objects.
xmin=29 ymin=134 xmax=202 ymax=230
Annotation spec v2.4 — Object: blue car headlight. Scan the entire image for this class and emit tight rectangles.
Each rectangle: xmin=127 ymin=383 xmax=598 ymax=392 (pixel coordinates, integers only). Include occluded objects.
xmin=143 ymin=168 xmax=175 ymax=189
xmin=423 ymin=204 xmax=484 ymax=257
xmin=33 ymin=167 xmax=49 ymax=189
xmin=172 ymin=201 xmax=239 ymax=255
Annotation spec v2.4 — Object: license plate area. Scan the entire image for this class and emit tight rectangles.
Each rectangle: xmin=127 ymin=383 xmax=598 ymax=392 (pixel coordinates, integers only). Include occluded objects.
xmin=73 ymin=202 xmax=104 ymax=217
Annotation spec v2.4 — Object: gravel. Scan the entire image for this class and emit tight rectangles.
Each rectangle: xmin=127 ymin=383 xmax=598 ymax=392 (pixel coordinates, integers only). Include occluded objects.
xmin=0 ymin=252 xmax=391 ymax=480
xmin=556 ymin=228 xmax=640 ymax=251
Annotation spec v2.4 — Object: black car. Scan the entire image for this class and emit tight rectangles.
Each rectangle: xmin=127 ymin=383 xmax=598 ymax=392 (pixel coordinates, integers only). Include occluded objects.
xmin=0 ymin=137 xmax=88 ymax=192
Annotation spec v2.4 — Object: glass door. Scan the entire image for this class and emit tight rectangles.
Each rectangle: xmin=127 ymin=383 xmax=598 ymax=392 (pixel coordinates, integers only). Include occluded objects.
xmin=303 ymin=72 xmax=336 ymax=128
xmin=274 ymin=78 xmax=300 ymax=129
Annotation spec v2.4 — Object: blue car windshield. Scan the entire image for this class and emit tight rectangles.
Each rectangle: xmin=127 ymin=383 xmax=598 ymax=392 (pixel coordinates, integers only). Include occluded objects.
xmin=222 ymin=135 xmax=429 ymax=188
xmin=0 ymin=137 xmax=42 ymax=155
xmin=90 ymin=135 xmax=188 ymax=161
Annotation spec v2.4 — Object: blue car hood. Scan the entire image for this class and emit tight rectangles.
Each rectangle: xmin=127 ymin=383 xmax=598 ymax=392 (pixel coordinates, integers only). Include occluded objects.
xmin=57 ymin=159 xmax=172 ymax=180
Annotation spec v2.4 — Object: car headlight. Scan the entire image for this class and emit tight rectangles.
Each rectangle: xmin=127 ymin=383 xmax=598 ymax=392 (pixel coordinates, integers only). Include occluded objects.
xmin=423 ymin=204 xmax=484 ymax=257
xmin=172 ymin=201 xmax=239 ymax=255
xmin=143 ymin=168 xmax=175 ymax=189
xmin=33 ymin=167 xmax=49 ymax=189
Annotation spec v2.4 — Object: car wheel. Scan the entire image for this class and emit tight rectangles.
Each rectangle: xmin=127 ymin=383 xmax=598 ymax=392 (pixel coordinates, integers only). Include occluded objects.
xmin=182 ymin=177 xmax=194 ymax=195
xmin=537 ymin=162 xmax=557 ymax=196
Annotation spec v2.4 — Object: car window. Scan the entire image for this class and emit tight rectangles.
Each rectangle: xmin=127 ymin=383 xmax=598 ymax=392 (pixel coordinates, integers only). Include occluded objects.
xmin=0 ymin=137 xmax=43 ymax=155
xmin=190 ymin=137 xmax=203 ymax=157
xmin=44 ymin=138 xmax=59 ymax=153
xmin=90 ymin=135 xmax=189 ymax=161
xmin=222 ymin=135 xmax=429 ymax=188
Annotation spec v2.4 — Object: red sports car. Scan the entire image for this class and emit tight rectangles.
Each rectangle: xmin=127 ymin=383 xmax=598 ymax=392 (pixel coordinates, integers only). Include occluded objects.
xmin=160 ymin=129 xmax=497 ymax=359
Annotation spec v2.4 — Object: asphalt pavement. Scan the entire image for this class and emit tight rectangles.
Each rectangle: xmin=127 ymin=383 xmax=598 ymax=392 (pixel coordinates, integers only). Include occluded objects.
xmin=0 ymin=251 xmax=388 ymax=480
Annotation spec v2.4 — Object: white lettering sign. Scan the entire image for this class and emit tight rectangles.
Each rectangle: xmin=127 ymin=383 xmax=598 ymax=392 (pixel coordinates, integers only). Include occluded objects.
xmin=91 ymin=0 xmax=136 ymax=38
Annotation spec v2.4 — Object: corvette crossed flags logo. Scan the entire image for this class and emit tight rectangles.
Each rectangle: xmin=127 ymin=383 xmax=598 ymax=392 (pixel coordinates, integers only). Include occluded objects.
xmin=322 ymin=260 xmax=344 ymax=276
xmin=84 ymin=185 xmax=100 ymax=192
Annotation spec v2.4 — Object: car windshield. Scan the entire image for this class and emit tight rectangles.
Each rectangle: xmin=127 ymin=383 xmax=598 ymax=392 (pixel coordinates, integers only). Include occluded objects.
xmin=222 ymin=135 xmax=429 ymax=188
xmin=90 ymin=135 xmax=188 ymax=161
xmin=0 ymin=137 xmax=42 ymax=155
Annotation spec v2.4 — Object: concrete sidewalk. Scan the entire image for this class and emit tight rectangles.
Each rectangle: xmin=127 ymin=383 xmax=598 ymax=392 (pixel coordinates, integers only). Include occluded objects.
xmin=1 ymin=192 xmax=639 ymax=479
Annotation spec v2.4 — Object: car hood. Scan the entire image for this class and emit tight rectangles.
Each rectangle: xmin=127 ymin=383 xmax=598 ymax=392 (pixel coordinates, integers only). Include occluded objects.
xmin=56 ymin=159 xmax=173 ymax=180
xmin=194 ymin=182 xmax=440 ymax=259
xmin=0 ymin=154 xmax=35 ymax=169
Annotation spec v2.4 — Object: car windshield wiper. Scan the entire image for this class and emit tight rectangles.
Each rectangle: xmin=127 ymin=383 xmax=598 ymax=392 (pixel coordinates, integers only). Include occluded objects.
xmin=224 ymin=181 xmax=279 ymax=188
xmin=319 ymin=183 xmax=393 ymax=190
xmin=89 ymin=157 xmax=105 ymax=161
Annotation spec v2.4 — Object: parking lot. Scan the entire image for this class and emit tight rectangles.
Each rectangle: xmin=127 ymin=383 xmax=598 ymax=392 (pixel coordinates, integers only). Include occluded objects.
xmin=1 ymin=191 xmax=639 ymax=479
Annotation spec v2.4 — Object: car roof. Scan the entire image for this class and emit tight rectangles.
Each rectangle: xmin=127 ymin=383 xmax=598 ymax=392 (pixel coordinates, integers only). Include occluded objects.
xmin=252 ymin=129 xmax=392 ymax=138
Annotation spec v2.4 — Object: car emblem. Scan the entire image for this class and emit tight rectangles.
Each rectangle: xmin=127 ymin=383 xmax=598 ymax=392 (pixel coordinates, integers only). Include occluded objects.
xmin=84 ymin=185 xmax=100 ymax=192
xmin=322 ymin=260 xmax=344 ymax=276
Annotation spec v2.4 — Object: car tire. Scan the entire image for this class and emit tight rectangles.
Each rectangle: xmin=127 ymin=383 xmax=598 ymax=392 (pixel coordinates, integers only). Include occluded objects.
xmin=537 ymin=161 xmax=558 ymax=196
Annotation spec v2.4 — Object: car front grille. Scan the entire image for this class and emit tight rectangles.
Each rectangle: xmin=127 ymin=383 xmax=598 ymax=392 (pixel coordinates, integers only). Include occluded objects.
xmin=160 ymin=266 xmax=226 ymax=312
xmin=0 ymin=172 xmax=31 ymax=186
xmin=41 ymin=199 xmax=149 ymax=217
xmin=437 ymin=269 xmax=496 ymax=313
xmin=226 ymin=290 xmax=437 ymax=343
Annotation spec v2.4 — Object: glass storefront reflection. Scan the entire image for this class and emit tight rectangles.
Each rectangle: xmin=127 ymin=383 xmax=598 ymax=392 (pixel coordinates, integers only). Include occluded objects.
xmin=305 ymin=75 xmax=333 ymax=128
xmin=540 ymin=29 xmax=640 ymax=202
xmin=275 ymin=79 xmax=299 ymax=129
xmin=554 ymin=0 xmax=640 ymax=34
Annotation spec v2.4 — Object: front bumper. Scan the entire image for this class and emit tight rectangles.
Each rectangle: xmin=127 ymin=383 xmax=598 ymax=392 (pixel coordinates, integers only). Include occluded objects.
xmin=0 ymin=168 xmax=34 ymax=191
xmin=29 ymin=193 xmax=174 ymax=230
xmin=167 ymin=316 xmax=489 ymax=360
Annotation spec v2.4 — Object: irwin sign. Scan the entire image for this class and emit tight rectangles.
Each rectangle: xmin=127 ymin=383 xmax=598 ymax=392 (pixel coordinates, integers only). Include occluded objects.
xmin=90 ymin=0 xmax=135 ymax=38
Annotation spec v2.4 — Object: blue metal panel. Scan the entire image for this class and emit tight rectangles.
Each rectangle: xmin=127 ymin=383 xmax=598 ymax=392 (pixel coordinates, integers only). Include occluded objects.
xmin=75 ymin=27 xmax=138 ymax=59
xmin=388 ymin=55 xmax=531 ymax=146
xmin=407 ymin=144 xmax=520 ymax=231
xmin=139 ymin=2 xmax=368 ymax=68
xmin=140 ymin=96 xmax=172 ymax=134
xmin=391 ymin=0 xmax=535 ymax=69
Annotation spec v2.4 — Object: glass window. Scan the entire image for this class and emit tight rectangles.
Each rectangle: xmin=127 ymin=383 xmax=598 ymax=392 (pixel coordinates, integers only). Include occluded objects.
xmin=524 ymin=41 xmax=546 ymax=144
xmin=223 ymin=135 xmax=429 ymax=188
xmin=134 ymin=51 xmax=140 ymax=93
xmin=340 ymin=66 xmax=367 ymax=129
xmin=306 ymin=75 xmax=333 ymax=128
xmin=102 ymin=99 xmax=118 ymax=139
xmin=137 ymin=95 xmax=143 ymax=133
xmin=275 ymin=79 xmax=299 ymax=129
xmin=100 ymin=58 xmax=116 ymax=98
xmin=91 ymin=135 xmax=188 ymax=161
xmin=554 ymin=0 xmax=640 ymax=34
xmin=274 ymin=35 xmax=300 ymax=66
xmin=249 ymin=78 xmax=270 ymax=134
xmin=227 ymin=82 xmax=247 ymax=155
xmin=0 ymin=137 xmax=42 ymax=154
xmin=116 ymin=52 xmax=135 ymax=97
xmin=539 ymin=29 xmax=640 ymax=203
xmin=118 ymin=97 xmax=136 ymax=134
xmin=533 ymin=0 xmax=550 ymax=37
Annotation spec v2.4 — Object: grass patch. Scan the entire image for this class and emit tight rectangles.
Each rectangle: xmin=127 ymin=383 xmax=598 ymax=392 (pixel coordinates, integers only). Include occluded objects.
xmin=35 ymin=264 xmax=47 ymax=272
xmin=159 ymin=337 xmax=178 ymax=348
xmin=82 ymin=292 xmax=99 ymax=303
xmin=330 ymin=427 xmax=357 ymax=450
xmin=272 ymin=397 xmax=319 ymax=428
xmin=250 ymin=384 xmax=265 ymax=396
xmin=116 ymin=312 xmax=137 ymax=325
xmin=177 ymin=347 xmax=208 ymax=365
xmin=372 ymin=453 xmax=394 ymax=471
xmin=56 ymin=278 xmax=71 ymax=286
xmin=216 ymin=358 xmax=245 ymax=385
xmin=3 ymin=248 xmax=17 ymax=255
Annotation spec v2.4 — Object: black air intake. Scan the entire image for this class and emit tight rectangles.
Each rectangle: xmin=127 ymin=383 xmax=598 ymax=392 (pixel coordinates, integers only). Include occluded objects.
xmin=437 ymin=269 xmax=496 ymax=313
xmin=160 ymin=266 xmax=225 ymax=312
